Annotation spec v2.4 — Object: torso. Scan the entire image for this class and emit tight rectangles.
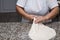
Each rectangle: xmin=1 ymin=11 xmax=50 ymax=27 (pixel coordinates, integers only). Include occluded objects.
xmin=24 ymin=0 xmax=49 ymax=16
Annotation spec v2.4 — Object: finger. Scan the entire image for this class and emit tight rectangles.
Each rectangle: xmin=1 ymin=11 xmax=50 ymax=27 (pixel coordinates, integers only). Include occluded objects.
xmin=36 ymin=17 xmax=44 ymax=23
xmin=33 ymin=16 xmax=43 ymax=23
xmin=35 ymin=19 xmax=41 ymax=23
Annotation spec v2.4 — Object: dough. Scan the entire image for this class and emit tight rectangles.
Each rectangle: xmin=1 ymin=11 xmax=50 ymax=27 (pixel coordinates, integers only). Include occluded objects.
xmin=28 ymin=18 xmax=56 ymax=40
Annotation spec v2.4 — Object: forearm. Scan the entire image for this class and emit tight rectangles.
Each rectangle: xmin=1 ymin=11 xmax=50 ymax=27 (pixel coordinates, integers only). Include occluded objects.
xmin=45 ymin=6 xmax=59 ymax=20
xmin=16 ymin=5 xmax=29 ymax=18
xmin=16 ymin=5 xmax=35 ymax=21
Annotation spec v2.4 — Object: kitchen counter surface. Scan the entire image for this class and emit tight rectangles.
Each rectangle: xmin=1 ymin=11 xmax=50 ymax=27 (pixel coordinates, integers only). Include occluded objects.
xmin=0 ymin=22 xmax=60 ymax=40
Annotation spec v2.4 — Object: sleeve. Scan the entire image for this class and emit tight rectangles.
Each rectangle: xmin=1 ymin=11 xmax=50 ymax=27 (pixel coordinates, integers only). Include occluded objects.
xmin=16 ymin=0 xmax=27 ymax=7
xmin=47 ymin=0 xmax=59 ymax=9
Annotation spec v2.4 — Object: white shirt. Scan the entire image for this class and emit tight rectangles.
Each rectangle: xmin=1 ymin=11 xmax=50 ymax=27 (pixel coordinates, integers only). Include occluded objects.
xmin=16 ymin=0 xmax=58 ymax=15
xmin=16 ymin=0 xmax=58 ymax=22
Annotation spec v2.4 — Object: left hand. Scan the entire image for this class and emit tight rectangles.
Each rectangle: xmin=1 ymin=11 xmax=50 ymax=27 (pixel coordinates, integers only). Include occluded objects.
xmin=34 ymin=16 xmax=48 ymax=23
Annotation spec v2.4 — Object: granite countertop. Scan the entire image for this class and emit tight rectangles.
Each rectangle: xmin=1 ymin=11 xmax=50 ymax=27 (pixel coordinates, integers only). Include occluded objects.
xmin=0 ymin=22 xmax=60 ymax=40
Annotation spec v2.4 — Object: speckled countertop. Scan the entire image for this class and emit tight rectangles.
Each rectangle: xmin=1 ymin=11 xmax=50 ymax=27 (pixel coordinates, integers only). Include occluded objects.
xmin=0 ymin=22 xmax=60 ymax=40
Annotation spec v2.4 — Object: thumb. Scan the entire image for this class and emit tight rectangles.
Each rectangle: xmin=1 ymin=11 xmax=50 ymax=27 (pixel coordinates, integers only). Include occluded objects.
xmin=33 ymin=17 xmax=37 ymax=23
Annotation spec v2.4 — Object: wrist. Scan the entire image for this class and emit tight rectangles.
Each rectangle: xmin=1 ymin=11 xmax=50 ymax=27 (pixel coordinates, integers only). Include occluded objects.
xmin=44 ymin=16 xmax=49 ymax=20
xmin=23 ymin=13 xmax=32 ymax=20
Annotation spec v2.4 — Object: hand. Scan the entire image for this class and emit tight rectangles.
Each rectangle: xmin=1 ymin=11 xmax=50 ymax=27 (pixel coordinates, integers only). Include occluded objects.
xmin=26 ymin=14 xmax=36 ymax=21
xmin=34 ymin=16 xmax=48 ymax=23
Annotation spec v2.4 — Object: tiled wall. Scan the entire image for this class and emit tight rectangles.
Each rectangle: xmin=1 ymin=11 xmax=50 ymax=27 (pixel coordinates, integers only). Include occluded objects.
xmin=0 ymin=12 xmax=22 ymax=22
